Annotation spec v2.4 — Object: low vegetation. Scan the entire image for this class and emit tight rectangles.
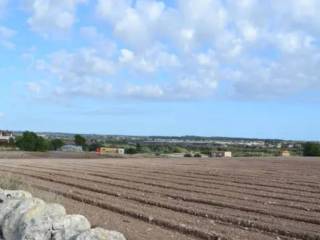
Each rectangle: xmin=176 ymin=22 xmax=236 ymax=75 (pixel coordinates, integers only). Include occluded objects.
xmin=303 ymin=142 xmax=320 ymax=156
xmin=4 ymin=131 xmax=319 ymax=158
xmin=0 ymin=174 xmax=23 ymax=190
xmin=14 ymin=132 xmax=66 ymax=152
xmin=74 ymin=134 xmax=87 ymax=147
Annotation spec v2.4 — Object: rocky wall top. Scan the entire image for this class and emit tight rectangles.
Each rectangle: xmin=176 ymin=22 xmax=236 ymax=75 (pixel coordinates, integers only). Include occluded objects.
xmin=0 ymin=188 xmax=126 ymax=240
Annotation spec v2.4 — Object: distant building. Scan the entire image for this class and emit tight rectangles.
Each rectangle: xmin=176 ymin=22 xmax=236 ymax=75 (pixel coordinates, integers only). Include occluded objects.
xmin=60 ymin=145 xmax=83 ymax=152
xmin=97 ymin=147 xmax=125 ymax=155
xmin=0 ymin=130 xmax=14 ymax=143
xmin=281 ymin=150 xmax=290 ymax=157
xmin=209 ymin=151 xmax=232 ymax=158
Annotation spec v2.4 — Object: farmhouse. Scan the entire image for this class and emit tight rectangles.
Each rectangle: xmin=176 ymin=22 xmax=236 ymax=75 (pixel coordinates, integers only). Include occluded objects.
xmin=0 ymin=130 xmax=14 ymax=143
xmin=209 ymin=151 xmax=232 ymax=158
xmin=281 ymin=150 xmax=291 ymax=157
xmin=60 ymin=144 xmax=83 ymax=152
xmin=97 ymin=147 xmax=125 ymax=155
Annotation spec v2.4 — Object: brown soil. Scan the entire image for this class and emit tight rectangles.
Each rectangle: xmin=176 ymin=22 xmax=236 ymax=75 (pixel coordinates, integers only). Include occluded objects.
xmin=0 ymin=156 xmax=320 ymax=240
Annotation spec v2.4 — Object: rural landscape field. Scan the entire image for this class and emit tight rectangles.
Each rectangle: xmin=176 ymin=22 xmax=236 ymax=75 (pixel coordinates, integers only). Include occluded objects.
xmin=1 ymin=156 xmax=319 ymax=240
xmin=2 ymin=1 xmax=320 ymax=240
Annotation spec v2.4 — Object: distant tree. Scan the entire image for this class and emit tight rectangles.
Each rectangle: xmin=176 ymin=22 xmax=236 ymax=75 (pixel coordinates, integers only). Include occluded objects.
xmin=50 ymin=139 xmax=64 ymax=151
xmin=36 ymin=137 xmax=50 ymax=152
xmin=303 ymin=142 xmax=320 ymax=156
xmin=88 ymin=142 xmax=102 ymax=152
xmin=8 ymin=137 xmax=16 ymax=147
xmin=136 ymin=143 xmax=143 ymax=153
xmin=16 ymin=131 xmax=49 ymax=152
xmin=173 ymin=146 xmax=186 ymax=153
xmin=125 ymin=148 xmax=137 ymax=154
xmin=74 ymin=134 xmax=86 ymax=147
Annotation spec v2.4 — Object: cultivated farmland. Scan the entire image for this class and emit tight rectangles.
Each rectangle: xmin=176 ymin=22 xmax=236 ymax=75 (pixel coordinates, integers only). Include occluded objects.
xmin=0 ymin=157 xmax=319 ymax=240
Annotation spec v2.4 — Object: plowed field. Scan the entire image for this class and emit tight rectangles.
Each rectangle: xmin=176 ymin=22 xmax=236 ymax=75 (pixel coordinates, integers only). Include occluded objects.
xmin=0 ymin=157 xmax=320 ymax=240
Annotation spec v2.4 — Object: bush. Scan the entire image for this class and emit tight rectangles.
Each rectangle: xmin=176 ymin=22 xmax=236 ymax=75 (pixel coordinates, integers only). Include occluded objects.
xmin=303 ymin=142 xmax=320 ymax=156
xmin=88 ymin=142 xmax=103 ymax=152
xmin=173 ymin=146 xmax=186 ymax=153
xmin=184 ymin=153 xmax=193 ymax=157
xmin=16 ymin=131 xmax=50 ymax=152
xmin=50 ymin=139 xmax=64 ymax=151
xmin=194 ymin=153 xmax=202 ymax=158
xmin=0 ymin=174 xmax=22 ymax=190
xmin=125 ymin=148 xmax=138 ymax=154
xmin=74 ymin=134 xmax=86 ymax=147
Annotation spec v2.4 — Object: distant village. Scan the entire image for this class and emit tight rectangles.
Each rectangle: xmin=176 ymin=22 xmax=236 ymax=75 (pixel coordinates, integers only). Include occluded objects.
xmin=0 ymin=130 xmax=307 ymax=158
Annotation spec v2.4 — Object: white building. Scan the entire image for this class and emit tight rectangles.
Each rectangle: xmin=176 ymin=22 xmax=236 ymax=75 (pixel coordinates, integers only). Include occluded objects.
xmin=60 ymin=145 xmax=83 ymax=152
xmin=209 ymin=151 xmax=232 ymax=158
xmin=0 ymin=131 xmax=14 ymax=143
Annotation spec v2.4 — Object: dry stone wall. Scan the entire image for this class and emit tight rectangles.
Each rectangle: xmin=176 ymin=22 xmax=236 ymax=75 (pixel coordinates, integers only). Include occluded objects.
xmin=0 ymin=188 xmax=126 ymax=240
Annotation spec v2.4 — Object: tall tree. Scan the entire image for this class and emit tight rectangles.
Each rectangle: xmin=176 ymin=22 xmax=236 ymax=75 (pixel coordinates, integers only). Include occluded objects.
xmin=50 ymin=139 xmax=64 ymax=150
xmin=74 ymin=134 xmax=86 ymax=147
xmin=16 ymin=131 xmax=49 ymax=152
xmin=303 ymin=142 xmax=320 ymax=156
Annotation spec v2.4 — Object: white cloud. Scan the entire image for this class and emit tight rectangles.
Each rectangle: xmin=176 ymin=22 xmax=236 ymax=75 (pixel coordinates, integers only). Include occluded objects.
xmin=0 ymin=2 xmax=15 ymax=49
xmin=118 ymin=46 xmax=180 ymax=73
xmin=115 ymin=8 xmax=149 ymax=48
xmin=34 ymin=47 xmax=116 ymax=99
xmin=25 ymin=0 xmax=87 ymax=36
xmin=231 ymin=50 xmax=320 ymax=99
xmin=27 ymin=0 xmax=320 ymax=101
xmin=275 ymin=32 xmax=314 ymax=54
xmin=136 ymin=0 xmax=165 ymax=22
xmin=53 ymin=78 xmax=113 ymax=98
xmin=0 ymin=26 xmax=15 ymax=49
xmin=37 ymin=48 xmax=115 ymax=80
xmin=97 ymin=0 xmax=167 ymax=49
xmin=96 ymin=0 xmax=131 ymax=23
xmin=124 ymin=84 xmax=164 ymax=99
xmin=27 ymin=82 xmax=41 ymax=94
xmin=177 ymin=0 xmax=228 ymax=35
xmin=119 ymin=49 xmax=135 ymax=63
xmin=240 ymin=22 xmax=258 ymax=42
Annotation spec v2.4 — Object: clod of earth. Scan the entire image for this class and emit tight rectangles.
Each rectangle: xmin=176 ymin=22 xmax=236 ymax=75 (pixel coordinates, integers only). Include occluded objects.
xmin=0 ymin=188 xmax=126 ymax=240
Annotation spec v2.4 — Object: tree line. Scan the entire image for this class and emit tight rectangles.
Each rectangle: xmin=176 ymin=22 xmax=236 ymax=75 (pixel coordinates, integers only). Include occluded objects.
xmin=303 ymin=142 xmax=320 ymax=156
xmin=13 ymin=131 xmax=88 ymax=152
xmin=5 ymin=131 xmax=320 ymax=157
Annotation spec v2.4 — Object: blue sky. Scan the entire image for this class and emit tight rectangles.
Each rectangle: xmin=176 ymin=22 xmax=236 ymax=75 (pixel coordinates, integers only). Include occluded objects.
xmin=1 ymin=0 xmax=320 ymax=140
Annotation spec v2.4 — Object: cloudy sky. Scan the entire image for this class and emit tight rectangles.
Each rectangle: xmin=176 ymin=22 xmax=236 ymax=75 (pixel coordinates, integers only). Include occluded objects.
xmin=1 ymin=0 xmax=320 ymax=140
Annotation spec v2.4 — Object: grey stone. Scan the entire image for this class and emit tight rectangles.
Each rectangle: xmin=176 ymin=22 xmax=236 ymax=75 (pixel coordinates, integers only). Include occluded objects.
xmin=0 ymin=190 xmax=126 ymax=240
xmin=3 ymin=191 xmax=32 ymax=200
xmin=0 ymin=190 xmax=32 ymax=204
xmin=52 ymin=215 xmax=91 ymax=240
xmin=0 ymin=199 xmax=23 ymax=226
xmin=2 ymin=198 xmax=45 ymax=240
xmin=17 ymin=203 xmax=66 ymax=240
xmin=75 ymin=228 xmax=126 ymax=240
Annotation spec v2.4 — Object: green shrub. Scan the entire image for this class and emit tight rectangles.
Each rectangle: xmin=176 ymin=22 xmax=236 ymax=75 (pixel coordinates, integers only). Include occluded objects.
xmin=16 ymin=131 xmax=50 ymax=152
xmin=303 ymin=142 xmax=320 ymax=156
xmin=194 ymin=153 xmax=202 ymax=158
xmin=125 ymin=148 xmax=138 ymax=154
xmin=0 ymin=175 xmax=22 ymax=190
xmin=184 ymin=153 xmax=193 ymax=157
xmin=50 ymin=139 xmax=64 ymax=151
xmin=74 ymin=134 xmax=86 ymax=147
